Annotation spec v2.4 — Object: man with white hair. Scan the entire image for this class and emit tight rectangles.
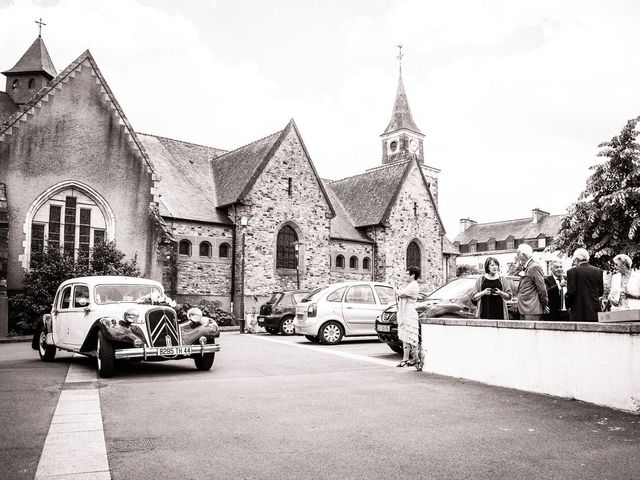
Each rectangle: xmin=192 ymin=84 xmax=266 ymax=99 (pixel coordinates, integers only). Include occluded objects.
xmin=515 ymin=244 xmax=548 ymax=320
xmin=566 ymin=248 xmax=604 ymax=322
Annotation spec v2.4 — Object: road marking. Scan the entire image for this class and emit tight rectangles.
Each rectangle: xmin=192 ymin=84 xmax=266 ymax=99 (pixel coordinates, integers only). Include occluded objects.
xmin=35 ymin=355 xmax=110 ymax=479
xmin=249 ymin=335 xmax=400 ymax=368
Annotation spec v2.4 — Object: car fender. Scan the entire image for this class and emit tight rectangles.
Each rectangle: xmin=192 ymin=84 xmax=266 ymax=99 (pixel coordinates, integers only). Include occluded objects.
xmin=32 ymin=314 xmax=53 ymax=350
xmin=79 ymin=317 xmax=141 ymax=354
xmin=180 ymin=318 xmax=220 ymax=345
xmin=318 ymin=316 xmax=346 ymax=333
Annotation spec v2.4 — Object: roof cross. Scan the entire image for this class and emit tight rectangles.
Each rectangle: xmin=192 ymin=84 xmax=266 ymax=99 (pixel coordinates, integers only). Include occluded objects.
xmin=397 ymin=44 xmax=404 ymax=72
xmin=35 ymin=18 xmax=46 ymax=37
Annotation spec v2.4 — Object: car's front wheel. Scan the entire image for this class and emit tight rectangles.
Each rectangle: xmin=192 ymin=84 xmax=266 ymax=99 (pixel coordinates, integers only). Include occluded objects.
xmin=279 ymin=316 xmax=295 ymax=336
xmin=318 ymin=321 xmax=344 ymax=345
xmin=194 ymin=353 xmax=215 ymax=371
xmin=96 ymin=331 xmax=115 ymax=378
xmin=38 ymin=328 xmax=56 ymax=362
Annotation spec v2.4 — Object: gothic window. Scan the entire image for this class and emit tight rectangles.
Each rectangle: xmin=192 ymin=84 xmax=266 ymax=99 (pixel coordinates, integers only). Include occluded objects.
xmin=349 ymin=256 xmax=359 ymax=269
xmin=389 ymin=140 xmax=398 ymax=152
xmin=28 ymin=188 xmax=107 ymax=263
xmin=11 ymin=79 xmax=18 ymax=90
xmin=362 ymin=257 xmax=371 ymax=270
xmin=287 ymin=177 xmax=292 ymax=196
xmin=276 ymin=225 xmax=298 ymax=269
xmin=179 ymin=240 xmax=192 ymax=256
xmin=336 ymin=255 xmax=345 ymax=269
xmin=406 ymin=241 xmax=421 ymax=269
xmin=199 ymin=241 xmax=212 ymax=258
xmin=28 ymin=78 xmax=35 ymax=89
xmin=219 ymin=242 xmax=230 ymax=258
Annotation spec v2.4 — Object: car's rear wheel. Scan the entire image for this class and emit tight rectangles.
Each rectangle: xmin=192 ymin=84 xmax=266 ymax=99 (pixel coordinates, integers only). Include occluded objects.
xmin=388 ymin=343 xmax=403 ymax=354
xmin=194 ymin=353 xmax=215 ymax=371
xmin=279 ymin=316 xmax=295 ymax=336
xmin=38 ymin=328 xmax=56 ymax=362
xmin=96 ymin=331 xmax=115 ymax=378
xmin=304 ymin=335 xmax=319 ymax=343
xmin=318 ymin=321 xmax=343 ymax=345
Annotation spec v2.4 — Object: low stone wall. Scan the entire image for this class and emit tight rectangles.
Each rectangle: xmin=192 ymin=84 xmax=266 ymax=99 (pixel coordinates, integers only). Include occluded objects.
xmin=420 ymin=318 xmax=640 ymax=413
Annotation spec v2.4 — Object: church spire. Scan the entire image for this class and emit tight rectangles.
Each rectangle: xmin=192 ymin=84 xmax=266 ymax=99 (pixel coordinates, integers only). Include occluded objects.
xmin=380 ymin=46 xmax=424 ymax=165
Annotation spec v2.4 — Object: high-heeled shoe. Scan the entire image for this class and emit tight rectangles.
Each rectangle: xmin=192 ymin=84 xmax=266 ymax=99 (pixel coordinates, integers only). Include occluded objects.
xmin=396 ymin=360 xmax=409 ymax=367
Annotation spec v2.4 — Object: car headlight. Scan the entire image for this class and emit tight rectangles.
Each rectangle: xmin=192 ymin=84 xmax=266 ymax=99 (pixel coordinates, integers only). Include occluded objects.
xmin=124 ymin=308 xmax=143 ymax=324
xmin=188 ymin=307 xmax=204 ymax=324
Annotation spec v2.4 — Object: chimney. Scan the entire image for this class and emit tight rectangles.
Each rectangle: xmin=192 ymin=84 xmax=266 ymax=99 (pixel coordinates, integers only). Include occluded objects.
xmin=532 ymin=208 xmax=549 ymax=224
xmin=460 ymin=218 xmax=477 ymax=233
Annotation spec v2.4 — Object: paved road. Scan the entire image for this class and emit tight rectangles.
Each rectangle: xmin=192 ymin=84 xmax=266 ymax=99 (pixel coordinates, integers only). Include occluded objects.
xmin=1 ymin=332 xmax=640 ymax=479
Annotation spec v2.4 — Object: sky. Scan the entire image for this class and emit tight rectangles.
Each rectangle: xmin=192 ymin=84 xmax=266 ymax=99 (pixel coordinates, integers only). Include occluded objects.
xmin=1 ymin=0 xmax=639 ymax=238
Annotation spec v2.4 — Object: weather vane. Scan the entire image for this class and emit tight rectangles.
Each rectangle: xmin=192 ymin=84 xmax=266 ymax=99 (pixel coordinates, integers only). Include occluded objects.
xmin=35 ymin=18 xmax=46 ymax=37
xmin=397 ymin=44 xmax=404 ymax=73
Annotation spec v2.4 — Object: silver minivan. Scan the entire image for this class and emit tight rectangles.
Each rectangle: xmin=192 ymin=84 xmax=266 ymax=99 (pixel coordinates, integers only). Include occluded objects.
xmin=293 ymin=281 xmax=396 ymax=345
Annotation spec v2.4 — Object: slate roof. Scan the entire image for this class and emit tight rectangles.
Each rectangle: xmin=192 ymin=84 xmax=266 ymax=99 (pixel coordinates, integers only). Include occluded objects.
xmin=383 ymin=71 xmax=421 ymax=135
xmin=137 ymin=133 xmax=231 ymax=224
xmin=0 ymin=92 xmax=17 ymax=123
xmin=2 ymin=37 xmax=57 ymax=78
xmin=443 ymin=236 xmax=459 ymax=255
xmin=322 ymin=180 xmax=372 ymax=242
xmin=454 ymin=214 xmax=565 ymax=244
xmin=329 ymin=160 xmax=411 ymax=227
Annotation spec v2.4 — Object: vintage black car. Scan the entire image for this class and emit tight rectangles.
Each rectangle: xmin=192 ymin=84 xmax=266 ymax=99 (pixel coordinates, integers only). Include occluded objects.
xmin=375 ymin=275 xmax=521 ymax=353
xmin=257 ymin=290 xmax=309 ymax=335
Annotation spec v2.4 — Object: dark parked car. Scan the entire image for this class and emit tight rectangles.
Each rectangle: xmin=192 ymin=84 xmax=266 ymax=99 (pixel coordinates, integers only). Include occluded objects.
xmin=375 ymin=275 xmax=520 ymax=353
xmin=258 ymin=290 xmax=310 ymax=335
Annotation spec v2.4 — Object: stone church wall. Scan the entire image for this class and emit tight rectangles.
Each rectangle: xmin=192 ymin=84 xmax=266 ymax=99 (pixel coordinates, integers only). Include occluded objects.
xmin=375 ymin=162 xmax=443 ymax=292
xmin=328 ymin=240 xmax=374 ymax=282
xmin=0 ymin=65 xmax=159 ymax=289
xmin=238 ymin=128 xmax=332 ymax=302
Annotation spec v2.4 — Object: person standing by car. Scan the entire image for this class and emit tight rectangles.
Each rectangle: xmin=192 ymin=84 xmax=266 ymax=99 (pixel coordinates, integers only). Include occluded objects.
xmin=470 ymin=257 xmax=512 ymax=319
xmin=544 ymin=261 xmax=569 ymax=321
xmin=566 ymin=248 xmax=604 ymax=322
xmin=391 ymin=266 xmax=421 ymax=368
xmin=515 ymin=244 xmax=548 ymax=320
xmin=607 ymin=254 xmax=640 ymax=311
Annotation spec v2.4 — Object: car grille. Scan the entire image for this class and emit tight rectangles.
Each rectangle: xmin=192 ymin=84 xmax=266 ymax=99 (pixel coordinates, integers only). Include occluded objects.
xmin=146 ymin=307 xmax=181 ymax=347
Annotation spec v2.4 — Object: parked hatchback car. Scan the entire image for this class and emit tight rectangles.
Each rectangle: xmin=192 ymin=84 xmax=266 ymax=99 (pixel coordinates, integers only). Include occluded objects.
xmin=32 ymin=276 xmax=221 ymax=378
xmin=258 ymin=290 xmax=310 ymax=335
xmin=293 ymin=281 xmax=396 ymax=345
xmin=375 ymin=275 xmax=521 ymax=353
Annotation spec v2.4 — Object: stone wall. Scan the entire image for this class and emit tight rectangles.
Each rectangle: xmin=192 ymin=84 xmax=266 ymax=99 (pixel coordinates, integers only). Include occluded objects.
xmin=328 ymin=240 xmax=374 ymax=282
xmin=0 ymin=184 xmax=7 ymax=336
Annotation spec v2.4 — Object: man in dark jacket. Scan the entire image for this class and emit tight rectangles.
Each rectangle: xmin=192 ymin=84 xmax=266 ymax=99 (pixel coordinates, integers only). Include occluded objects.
xmin=566 ymin=248 xmax=604 ymax=322
xmin=544 ymin=260 xmax=569 ymax=321
xmin=515 ymin=244 xmax=548 ymax=320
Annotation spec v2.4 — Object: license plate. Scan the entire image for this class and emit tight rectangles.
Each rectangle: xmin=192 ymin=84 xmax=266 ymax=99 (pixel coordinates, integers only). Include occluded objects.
xmin=378 ymin=325 xmax=391 ymax=332
xmin=158 ymin=346 xmax=192 ymax=356
xmin=296 ymin=314 xmax=304 ymax=319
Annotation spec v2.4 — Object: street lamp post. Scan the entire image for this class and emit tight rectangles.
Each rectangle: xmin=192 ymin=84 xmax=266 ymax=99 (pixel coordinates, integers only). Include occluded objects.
xmin=293 ymin=241 xmax=303 ymax=290
xmin=239 ymin=215 xmax=251 ymax=334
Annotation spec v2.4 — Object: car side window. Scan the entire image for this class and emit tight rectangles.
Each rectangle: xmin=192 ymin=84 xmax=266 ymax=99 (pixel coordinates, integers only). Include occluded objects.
xmin=375 ymin=286 xmax=395 ymax=305
xmin=326 ymin=287 xmax=347 ymax=302
xmin=60 ymin=286 xmax=72 ymax=310
xmin=345 ymin=285 xmax=375 ymax=304
xmin=73 ymin=285 xmax=90 ymax=308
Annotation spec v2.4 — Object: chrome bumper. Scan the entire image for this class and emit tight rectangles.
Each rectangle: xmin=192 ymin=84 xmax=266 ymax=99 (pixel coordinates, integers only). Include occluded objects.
xmin=114 ymin=344 xmax=220 ymax=360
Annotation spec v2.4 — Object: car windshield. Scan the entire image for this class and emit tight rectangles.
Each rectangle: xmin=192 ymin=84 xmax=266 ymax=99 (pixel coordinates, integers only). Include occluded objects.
xmin=301 ymin=287 xmax=327 ymax=302
xmin=427 ymin=277 xmax=476 ymax=304
xmin=95 ymin=284 xmax=162 ymax=304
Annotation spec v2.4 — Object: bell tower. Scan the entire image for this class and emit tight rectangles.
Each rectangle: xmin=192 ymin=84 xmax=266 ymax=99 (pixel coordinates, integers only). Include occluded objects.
xmin=2 ymin=28 xmax=57 ymax=106
xmin=380 ymin=46 xmax=424 ymax=165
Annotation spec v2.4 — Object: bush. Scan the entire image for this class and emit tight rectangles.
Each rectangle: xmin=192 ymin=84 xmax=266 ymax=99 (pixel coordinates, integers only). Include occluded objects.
xmin=8 ymin=241 xmax=140 ymax=336
xmin=456 ymin=264 xmax=480 ymax=277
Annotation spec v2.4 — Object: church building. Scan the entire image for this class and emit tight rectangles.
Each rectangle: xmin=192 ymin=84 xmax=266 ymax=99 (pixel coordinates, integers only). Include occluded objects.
xmin=0 ymin=35 xmax=446 ymax=321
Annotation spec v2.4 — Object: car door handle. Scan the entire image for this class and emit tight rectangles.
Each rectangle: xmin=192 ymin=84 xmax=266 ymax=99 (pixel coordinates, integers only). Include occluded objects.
xmin=84 ymin=307 xmax=91 ymax=314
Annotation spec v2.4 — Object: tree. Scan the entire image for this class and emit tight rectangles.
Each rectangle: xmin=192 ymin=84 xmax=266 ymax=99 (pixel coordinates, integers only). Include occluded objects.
xmin=8 ymin=241 xmax=140 ymax=335
xmin=553 ymin=117 xmax=640 ymax=269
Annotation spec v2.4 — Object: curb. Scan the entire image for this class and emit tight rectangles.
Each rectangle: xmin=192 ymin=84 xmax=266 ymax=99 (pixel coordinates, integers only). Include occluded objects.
xmin=0 ymin=335 xmax=32 ymax=343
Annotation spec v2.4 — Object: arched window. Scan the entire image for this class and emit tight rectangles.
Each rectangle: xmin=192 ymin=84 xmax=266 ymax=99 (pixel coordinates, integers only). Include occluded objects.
xmin=406 ymin=241 xmax=421 ymax=269
xmin=336 ymin=255 xmax=345 ymax=268
xmin=363 ymin=257 xmax=371 ymax=270
xmin=219 ymin=242 xmax=230 ymax=258
xmin=276 ymin=225 xmax=298 ymax=269
xmin=179 ymin=240 xmax=192 ymax=256
xmin=199 ymin=241 xmax=212 ymax=258
xmin=349 ymin=256 xmax=358 ymax=269
xmin=28 ymin=78 xmax=35 ymax=89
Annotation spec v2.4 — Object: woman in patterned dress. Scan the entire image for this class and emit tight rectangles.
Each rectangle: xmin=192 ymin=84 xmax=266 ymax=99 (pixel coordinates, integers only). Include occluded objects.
xmin=392 ymin=266 xmax=421 ymax=368
xmin=608 ymin=254 xmax=640 ymax=311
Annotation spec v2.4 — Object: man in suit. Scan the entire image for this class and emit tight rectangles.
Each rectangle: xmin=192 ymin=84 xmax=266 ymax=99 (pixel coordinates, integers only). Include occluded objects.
xmin=566 ymin=248 xmax=604 ymax=322
xmin=515 ymin=244 xmax=548 ymax=320
xmin=544 ymin=260 xmax=569 ymax=321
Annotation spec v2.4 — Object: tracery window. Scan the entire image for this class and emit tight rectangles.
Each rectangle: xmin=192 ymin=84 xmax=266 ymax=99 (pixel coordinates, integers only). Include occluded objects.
xmin=276 ymin=225 xmax=298 ymax=269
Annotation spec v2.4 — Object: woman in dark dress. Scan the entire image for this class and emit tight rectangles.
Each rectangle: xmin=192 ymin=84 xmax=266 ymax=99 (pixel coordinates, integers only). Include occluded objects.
xmin=471 ymin=257 xmax=513 ymax=319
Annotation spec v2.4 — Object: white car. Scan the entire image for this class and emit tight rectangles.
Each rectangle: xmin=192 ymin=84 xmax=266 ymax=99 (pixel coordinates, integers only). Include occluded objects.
xmin=293 ymin=281 xmax=396 ymax=345
xmin=33 ymin=276 xmax=221 ymax=378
